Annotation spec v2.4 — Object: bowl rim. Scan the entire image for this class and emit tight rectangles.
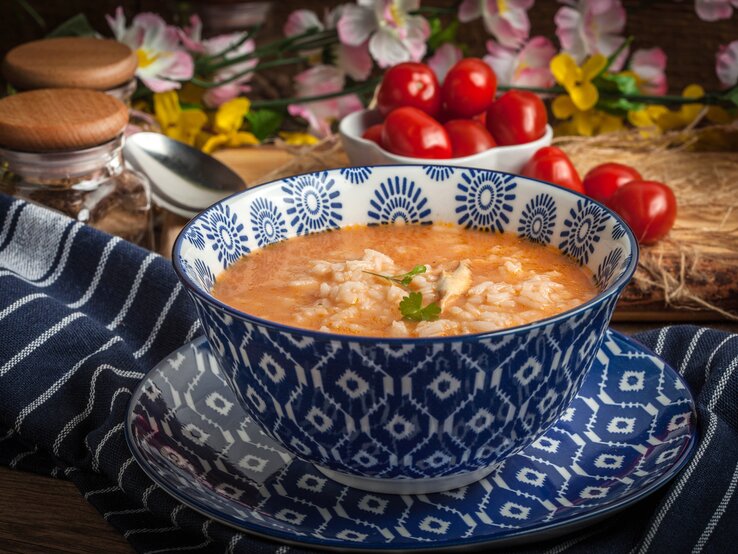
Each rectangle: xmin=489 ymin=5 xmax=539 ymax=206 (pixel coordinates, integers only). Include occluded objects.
xmin=173 ymin=164 xmax=640 ymax=344
xmin=338 ymin=108 xmax=554 ymax=164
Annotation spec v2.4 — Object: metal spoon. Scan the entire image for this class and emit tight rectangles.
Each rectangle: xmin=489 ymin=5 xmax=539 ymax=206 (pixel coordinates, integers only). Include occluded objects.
xmin=123 ymin=132 xmax=245 ymax=219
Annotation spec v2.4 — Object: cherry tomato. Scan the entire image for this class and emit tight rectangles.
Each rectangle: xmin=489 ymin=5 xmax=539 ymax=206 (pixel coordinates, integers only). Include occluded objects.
xmin=608 ymin=180 xmax=677 ymax=244
xmin=583 ymin=163 xmax=642 ymax=205
xmin=377 ymin=62 xmax=441 ymax=117
xmin=442 ymin=58 xmax=497 ymax=118
xmin=521 ymin=146 xmax=584 ymax=193
xmin=382 ymin=107 xmax=452 ymax=159
xmin=444 ymin=119 xmax=496 ymax=157
xmin=486 ymin=90 xmax=547 ymax=146
xmin=362 ymin=123 xmax=384 ymax=146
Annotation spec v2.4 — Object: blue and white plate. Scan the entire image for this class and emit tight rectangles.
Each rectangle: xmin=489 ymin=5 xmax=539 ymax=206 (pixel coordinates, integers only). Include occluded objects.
xmin=126 ymin=330 xmax=697 ymax=552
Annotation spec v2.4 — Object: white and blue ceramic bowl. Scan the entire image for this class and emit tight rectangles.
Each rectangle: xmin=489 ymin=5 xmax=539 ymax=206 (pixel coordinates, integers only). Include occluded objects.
xmin=339 ymin=108 xmax=553 ymax=173
xmin=173 ymin=165 xmax=638 ymax=495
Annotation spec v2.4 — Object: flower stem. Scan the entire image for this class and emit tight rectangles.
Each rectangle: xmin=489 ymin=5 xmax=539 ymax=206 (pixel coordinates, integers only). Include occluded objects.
xmin=192 ymin=57 xmax=306 ymax=88
xmin=250 ymin=78 xmax=381 ymax=109
xmin=497 ymin=84 xmax=732 ymax=107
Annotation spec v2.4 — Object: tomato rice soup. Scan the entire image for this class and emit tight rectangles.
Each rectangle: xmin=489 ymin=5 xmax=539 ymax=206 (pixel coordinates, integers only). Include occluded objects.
xmin=212 ymin=224 xmax=598 ymax=337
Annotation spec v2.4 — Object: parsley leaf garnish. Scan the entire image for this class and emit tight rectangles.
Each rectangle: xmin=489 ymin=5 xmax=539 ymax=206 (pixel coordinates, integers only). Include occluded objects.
xmin=399 ymin=291 xmax=441 ymax=321
xmin=363 ymin=264 xmax=427 ymax=288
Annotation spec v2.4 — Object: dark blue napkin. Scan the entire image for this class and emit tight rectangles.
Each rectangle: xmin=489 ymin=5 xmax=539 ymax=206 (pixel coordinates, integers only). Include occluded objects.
xmin=0 ymin=193 xmax=736 ymax=554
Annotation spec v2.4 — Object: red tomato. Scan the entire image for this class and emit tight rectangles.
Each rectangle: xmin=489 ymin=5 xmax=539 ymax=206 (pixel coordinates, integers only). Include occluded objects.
xmin=382 ymin=107 xmax=452 ymax=159
xmin=486 ymin=90 xmax=547 ymax=146
xmin=473 ymin=111 xmax=487 ymax=126
xmin=377 ymin=62 xmax=441 ymax=117
xmin=442 ymin=58 xmax=497 ymax=118
xmin=608 ymin=180 xmax=677 ymax=244
xmin=521 ymin=146 xmax=584 ymax=193
xmin=444 ymin=119 xmax=496 ymax=157
xmin=362 ymin=123 xmax=384 ymax=146
xmin=583 ymin=163 xmax=642 ymax=205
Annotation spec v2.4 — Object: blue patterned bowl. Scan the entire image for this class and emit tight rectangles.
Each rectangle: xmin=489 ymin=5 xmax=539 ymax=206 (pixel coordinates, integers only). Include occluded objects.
xmin=173 ymin=165 xmax=638 ymax=495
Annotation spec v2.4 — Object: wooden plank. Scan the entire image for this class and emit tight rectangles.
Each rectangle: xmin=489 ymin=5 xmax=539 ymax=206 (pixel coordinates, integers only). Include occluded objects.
xmin=0 ymin=467 xmax=132 ymax=554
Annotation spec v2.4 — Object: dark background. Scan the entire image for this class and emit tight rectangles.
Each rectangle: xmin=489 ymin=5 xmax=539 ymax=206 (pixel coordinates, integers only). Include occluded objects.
xmin=1 ymin=0 xmax=736 ymax=94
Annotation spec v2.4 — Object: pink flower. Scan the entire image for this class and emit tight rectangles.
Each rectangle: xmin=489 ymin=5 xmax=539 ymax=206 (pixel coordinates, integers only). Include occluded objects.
xmin=427 ymin=43 xmax=463 ymax=83
xmin=179 ymin=16 xmax=258 ymax=107
xmin=484 ymin=36 xmax=556 ymax=87
xmin=717 ymin=40 xmax=738 ymax=88
xmin=555 ymin=0 xmax=628 ymax=70
xmin=695 ymin=0 xmax=738 ymax=21
xmin=107 ymin=7 xmax=193 ymax=92
xmin=288 ymin=65 xmax=363 ymax=137
xmin=458 ymin=0 xmax=534 ymax=49
xmin=629 ymin=48 xmax=667 ymax=95
xmin=284 ymin=6 xmax=373 ymax=81
xmin=337 ymin=0 xmax=430 ymax=68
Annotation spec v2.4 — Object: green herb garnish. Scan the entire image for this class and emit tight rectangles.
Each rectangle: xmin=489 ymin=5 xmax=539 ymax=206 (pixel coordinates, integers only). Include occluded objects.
xmin=363 ymin=264 xmax=427 ymax=288
xmin=399 ymin=292 xmax=441 ymax=322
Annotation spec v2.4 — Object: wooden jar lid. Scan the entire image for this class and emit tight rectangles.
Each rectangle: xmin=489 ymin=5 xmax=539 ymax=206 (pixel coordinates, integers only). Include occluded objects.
xmin=2 ymin=37 xmax=137 ymax=91
xmin=0 ymin=89 xmax=129 ymax=152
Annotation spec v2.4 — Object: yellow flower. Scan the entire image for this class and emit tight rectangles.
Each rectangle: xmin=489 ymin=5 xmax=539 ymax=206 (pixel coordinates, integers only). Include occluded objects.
xmin=201 ymin=97 xmax=260 ymax=154
xmin=153 ymin=91 xmax=207 ymax=146
xmin=279 ymin=131 xmax=320 ymax=146
xmin=552 ymin=94 xmax=623 ymax=136
xmin=550 ymin=53 xmax=607 ymax=111
xmin=628 ymin=85 xmax=707 ymax=134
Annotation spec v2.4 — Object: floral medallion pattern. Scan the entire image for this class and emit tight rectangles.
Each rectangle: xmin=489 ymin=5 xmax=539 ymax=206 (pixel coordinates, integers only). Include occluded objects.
xmin=423 ymin=165 xmax=455 ymax=181
xmin=367 ymin=176 xmax=432 ymax=224
xmin=517 ymin=193 xmax=557 ymax=244
xmin=201 ymin=203 xmax=250 ymax=267
xmin=612 ymin=221 xmax=626 ymax=240
xmin=594 ymin=247 xmax=624 ymax=290
xmin=455 ymin=170 xmax=517 ymax=232
xmin=184 ymin=225 xmax=206 ymax=250
xmin=340 ymin=167 xmax=373 ymax=184
xmin=249 ymin=197 xmax=287 ymax=248
xmin=282 ymin=171 xmax=343 ymax=235
xmin=194 ymin=258 xmax=216 ymax=291
xmin=558 ymin=200 xmax=608 ymax=266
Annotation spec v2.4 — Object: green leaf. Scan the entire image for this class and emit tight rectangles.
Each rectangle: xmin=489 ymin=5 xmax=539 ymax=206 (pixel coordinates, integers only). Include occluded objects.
xmin=47 ymin=13 xmax=96 ymax=37
xmin=596 ymin=72 xmax=640 ymax=96
xmin=723 ymin=85 xmax=738 ymax=108
xmin=397 ymin=265 xmax=427 ymax=286
xmin=597 ymin=98 xmax=645 ymax=114
xmin=428 ymin=19 xmax=459 ymax=51
xmin=14 ymin=0 xmax=44 ymax=28
xmin=399 ymin=292 xmax=441 ymax=322
xmin=245 ymin=109 xmax=284 ymax=142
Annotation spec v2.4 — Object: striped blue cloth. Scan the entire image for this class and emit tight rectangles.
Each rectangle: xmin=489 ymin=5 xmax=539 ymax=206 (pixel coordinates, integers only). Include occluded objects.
xmin=0 ymin=193 xmax=737 ymax=554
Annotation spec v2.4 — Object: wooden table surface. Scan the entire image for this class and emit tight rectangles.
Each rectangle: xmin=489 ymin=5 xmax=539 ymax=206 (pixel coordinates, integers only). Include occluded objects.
xmin=2 ymin=321 xmax=736 ymax=554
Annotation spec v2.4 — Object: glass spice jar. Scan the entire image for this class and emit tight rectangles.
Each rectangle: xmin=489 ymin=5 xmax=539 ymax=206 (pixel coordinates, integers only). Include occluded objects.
xmin=0 ymin=89 xmax=153 ymax=247
xmin=2 ymin=37 xmax=158 ymax=134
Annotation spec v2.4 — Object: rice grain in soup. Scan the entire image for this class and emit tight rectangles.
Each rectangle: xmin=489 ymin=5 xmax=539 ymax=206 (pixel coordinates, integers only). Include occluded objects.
xmin=212 ymin=224 xmax=598 ymax=337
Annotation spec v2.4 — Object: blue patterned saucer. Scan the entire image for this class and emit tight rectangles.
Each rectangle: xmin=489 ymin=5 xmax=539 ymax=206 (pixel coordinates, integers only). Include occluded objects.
xmin=126 ymin=330 xmax=696 ymax=551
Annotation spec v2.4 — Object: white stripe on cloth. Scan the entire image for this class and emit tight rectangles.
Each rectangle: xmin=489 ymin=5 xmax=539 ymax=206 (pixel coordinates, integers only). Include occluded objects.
xmin=133 ymin=284 xmax=182 ymax=359
xmin=226 ymin=535 xmax=242 ymax=554
xmin=15 ymin=338 xmax=123 ymax=431
xmin=0 ymin=201 xmax=22 ymax=247
xmin=103 ymin=507 xmax=148 ymax=519
xmin=8 ymin=446 xmax=38 ymax=468
xmin=52 ymin=363 xmax=132 ymax=455
xmin=634 ymin=351 xmax=738 ymax=553
xmin=276 ymin=546 xmax=291 ymax=554
xmin=184 ymin=319 xmax=201 ymax=343
xmin=654 ymin=326 xmax=672 ymax=355
xmin=92 ymin=421 xmax=125 ymax=472
xmin=68 ymin=236 xmax=121 ymax=308
xmin=704 ymin=335 xmax=738 ymax=382
xmin=107 ymin=252 xmax=158 ymax=331
xmin=0 ymin=312 xmax=85 ymax=377
xmin=117 ymin=456 xmax=136 ymax=489
xmin=680 ymin=328 xmax=708 ymax=375
xmin=692 ymin=460 xmax=738 ymax=553
xmin=84 ymin=485 xmax=119 ymax=500
xmin=0 ymin=292 xmax=46 ymax=321
xmin=124 ymin=526 xmax=180 ymax=539
xmin=142 ymin=483 xmax=159 ymax=510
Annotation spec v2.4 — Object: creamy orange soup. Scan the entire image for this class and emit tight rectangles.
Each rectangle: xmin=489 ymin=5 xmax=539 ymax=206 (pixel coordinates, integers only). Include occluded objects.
xmin=212 ymin=224 xmax=598 ymax=337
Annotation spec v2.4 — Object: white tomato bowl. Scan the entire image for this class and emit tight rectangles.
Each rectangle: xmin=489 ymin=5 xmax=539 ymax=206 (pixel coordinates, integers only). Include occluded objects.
xmin=339 ymin=108 xmax=553 ymax=173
